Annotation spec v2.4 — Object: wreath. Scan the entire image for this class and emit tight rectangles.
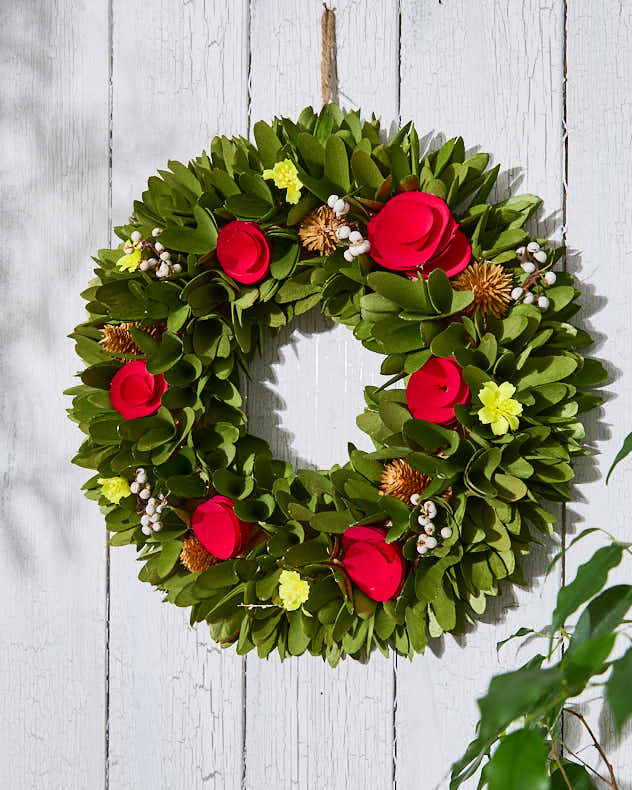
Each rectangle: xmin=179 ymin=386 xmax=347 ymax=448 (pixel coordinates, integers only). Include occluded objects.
xmin=67 ymin=104 xmax=605 ymax=666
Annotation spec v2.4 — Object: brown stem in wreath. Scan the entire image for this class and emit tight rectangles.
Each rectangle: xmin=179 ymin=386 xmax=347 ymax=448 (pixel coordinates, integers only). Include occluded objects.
xmin=564 ymin=708 xmax=620 ymax=789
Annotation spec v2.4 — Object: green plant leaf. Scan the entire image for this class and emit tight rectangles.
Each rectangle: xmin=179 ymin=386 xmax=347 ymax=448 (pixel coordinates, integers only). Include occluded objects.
xmin=551 ymin=762 xmax=597 ymax=790
xmin=550 ymin=543 xmax=624 ymax=642
xmin=606 ymin=645 xmax=632 ymax=734
xmin=324 ymin=134 xmax=351 ymax=193
xmin=485 ymin=729 xmax=550 ymax=790
xmin=607 ymin=431 xmax=632 ymax=483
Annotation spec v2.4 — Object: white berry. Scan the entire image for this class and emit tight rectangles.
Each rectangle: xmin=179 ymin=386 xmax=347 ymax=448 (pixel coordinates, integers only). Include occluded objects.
xmin=349 ymin=244 xmax=364 ymax=257
xmin=349 ymin=230 xmax=363 ymax=244
xmin=139 ymin=260 xmax=150 ymax=272
xmin=521 ymin=262 xmax=536 ymax=274
xmin=159 ymin=251 xmax=171 ymax=261
xmin=155 ymin=504 xmax=164 ymax=514
xmin=511 ymin=287 xmax=523 ymax=301
xmin=149 ymin=512 xmax=161 ymax=523
xmin=343 ymin=249 xmax=354 ymax=262
xmin=156 ymin=263 xmax=171 ymax=278
xmin=423 ymin=501 xmax=437 ymax=519
xmin=410 ymin=493 xmax=421 ymax=506
xmin=523 ymin=292 xmax=535 ymax=304
xmin=359 ymin=240 xmax=371 ymax=254
xmin=172 ymin=263 xmax=182 ymax=274
xmin=425 ymin=536 xmax=438 ymax=549
xmin=534 ymin=250 xmax=547 ymax=264
xmin=135 ymin=469 xmax=147 ymax=484
xmin=141 ymin=525 xmax=152 ymax=536
xmin=417 ymin=543 xmax=428 ymax=555
xmin=151 ymin=227 xmax=163 ymax=237
xmin=139 ymin=487 xmax=151 ymax=500
xmin=418 ymin=515 xmax=432 ymax=528
xmin=154 ymin=241 xmax=165 ymax=252
xmin=124 ymin=243 xmax=134 ymax=255
xmin=516 ymin=246 xmax=525 ymax=255
xmin=140 ymin=514 xmax=151 ymax=527
xmin=537 ymin=295 xmax=550 ymax=310
xmin=147 ymin=257 xmax=158 ymax=268
xmin=333 ymin=198 xmax=347 ymax=215
xmin=130 ymin=481 xmax=140 ymax=494
xmin=424 ymin=523 xmax=435 ymax=536
xmin=152 ymin=521 xmax=163 ymax=532
xmin=544 ymin=271 xmax=557 ymax=285
xmin=130 ymin=230 xmax=142 ymax=244
xmin=527 ymin=241 xmax=540 ymax=253
xmin=440 ymin=527 xmax=453 ymax=539
xmin=327 ymin=194 xmax=339 ymax=208
xmin=336 ymin=225 xmax=351 ymax=240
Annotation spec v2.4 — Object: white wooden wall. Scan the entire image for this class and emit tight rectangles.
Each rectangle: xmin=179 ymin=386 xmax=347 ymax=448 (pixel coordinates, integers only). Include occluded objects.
xmin=2 ymin=1 xmax=631 ymax=787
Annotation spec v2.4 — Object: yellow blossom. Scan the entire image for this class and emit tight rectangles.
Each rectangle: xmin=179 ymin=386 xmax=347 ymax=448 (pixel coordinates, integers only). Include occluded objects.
xmin=477 ymin=381 xmax=523 ymax=436
xmin=262 ymin=159 xmax=303 ymax=204
xmin=278 ymin=570 xmax=310 ymax=611
xmin=98 ymin=476 xmax=131 ymax=504
xmin=116 ymin=243 xmax=142 ymax=272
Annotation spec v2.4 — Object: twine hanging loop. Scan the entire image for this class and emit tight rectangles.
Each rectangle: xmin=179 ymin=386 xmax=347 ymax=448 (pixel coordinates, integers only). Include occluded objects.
xmin=321 ymin=5 xmax=338 ymax=105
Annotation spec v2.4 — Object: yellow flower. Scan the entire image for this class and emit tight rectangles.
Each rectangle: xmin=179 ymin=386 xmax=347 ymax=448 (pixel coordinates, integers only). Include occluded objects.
xmin=98 ymin=476 xmax=131 ymax=504
xmin=278 ymin=570 xmax=310 ymax=611
xmin=477 ymin=381 xmax=523 ymax=436
xmin=116 ymin=244 xmax=142 ymax=272
xmin=262 ymin=159 xmax=303 ymax=204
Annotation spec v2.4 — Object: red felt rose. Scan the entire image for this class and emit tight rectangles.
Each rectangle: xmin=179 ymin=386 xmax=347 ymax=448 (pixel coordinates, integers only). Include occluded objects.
xmin=367 ymin=192 xmax=471 ymax=278
xmin=109 ymin=360 xmax=168 ymax=420
xmin=406 ymin=356 xmax=469 ymax=425
xmin=341 ymin=525 xmax=406 ymax=602
xmin=216 ymin=220 xmax=271 ymax=284
xmin=192 ymin=495 xmax=252 ymax=560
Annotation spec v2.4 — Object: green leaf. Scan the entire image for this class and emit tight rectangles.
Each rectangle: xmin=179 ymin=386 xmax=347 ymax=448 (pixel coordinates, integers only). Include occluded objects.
xmin=166 ymin=474 xmax=207 ymax=498
xmin=156 ymin=540 xmax=183 ymax=578
xmin=160 ymin=205 xmax=218 ymax=253
xmin=310 ymin=510 xmax=354 ymax=534
xmin=427 ymin=268 xmax=452 ymax=313
xmin=351 ymin=150 xmax=384 ymax=190
xmin=551 ymin=543 xmax=624 ymax=640
xmin=324 ymin=134 xmax=351 ymax=193
xmin=515 ymin=355 xmax=577 ymax=390
xmin=367 ymin=271 xmax=430 ymax=312
xmin=607 ymin=431 xmax=632 ymax=483
xmin=253 ymin=121 xmax=282 ymax=168
xmin=606 ymin=645 xmax=632 ymax=734
xmin=485 ymin=729 xmax=550 ymax=790
xmin=551 ymin=762 xmax=597 ymax=790
xmin=403 ymin=419 xmax=460 ymax=457
xmin=146 ymin=330 xmax=183 ymax=374
xmin=284 ymin=540 xmax=329 ymax=567
xmin=568 ymin=584 xmax=632 ymax=657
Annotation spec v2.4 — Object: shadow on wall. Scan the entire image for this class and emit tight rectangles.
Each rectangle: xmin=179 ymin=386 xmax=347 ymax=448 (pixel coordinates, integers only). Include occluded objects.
xmin=0 ymin=2 xmax=110 ymax=573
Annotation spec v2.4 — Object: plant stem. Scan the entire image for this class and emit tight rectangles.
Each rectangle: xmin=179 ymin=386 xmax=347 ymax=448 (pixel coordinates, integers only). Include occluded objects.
xmin=546 ymin=725 xmax=573 ymax=790
xmin=564 ymin=707 xmax=619 ymax=789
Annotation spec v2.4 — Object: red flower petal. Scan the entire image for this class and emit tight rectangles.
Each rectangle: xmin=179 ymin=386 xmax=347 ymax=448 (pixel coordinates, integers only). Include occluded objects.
xmin=406 ymin=357 xmax=469 ymax=425
xmin=192 ymin=495 xmax=252 ymax=560
xmin=109 ymin=360 xmax=168 ymax=420
xmin=341 ymin=525 xmax=406 ymax=602
xmin=217 ymin=221 xmax=271 ymax=284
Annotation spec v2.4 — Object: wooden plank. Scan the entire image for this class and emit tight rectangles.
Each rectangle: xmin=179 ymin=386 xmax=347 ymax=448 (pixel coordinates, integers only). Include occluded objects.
xmin=244 ymin=1 xmax=400 ymax=787
xmin=0 ymin=1 xmax=110 ymax=787
xmin=396 ymin=2 xmax=566 ymax=786
xmin=564 ymin=2 xmax=632 ymax=780
xmin=107 ymin=2 xmax=249 ymax=788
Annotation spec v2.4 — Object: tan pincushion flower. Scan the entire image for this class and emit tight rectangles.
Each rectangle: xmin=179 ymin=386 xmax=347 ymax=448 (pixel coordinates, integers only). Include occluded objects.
xmin=379 ymin=459 xmax=430 ymax=504
xmin=99 ymin=322 xmax=165 ymax=356
xmin=453 ymin=261 xmax=513 ymax=319
xmin=298 ymin=205 xmax=344 ymax=255
xmin=180 ymin=535 xmax=215 ymax=573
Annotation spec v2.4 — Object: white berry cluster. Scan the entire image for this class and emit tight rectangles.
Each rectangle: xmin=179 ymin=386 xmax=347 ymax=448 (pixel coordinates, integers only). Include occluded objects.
xmin=410 ymin=494 xmax=453 ymax=555
xmin=327 ymin=194 xmax=371 ymax=262
xmin=129 ymin=467 xmax=167 ymax=535
xmin=510 ymin=241 xmax=557 ymax=310
xmin=129 ymin=228 xmax=183 ymax=279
